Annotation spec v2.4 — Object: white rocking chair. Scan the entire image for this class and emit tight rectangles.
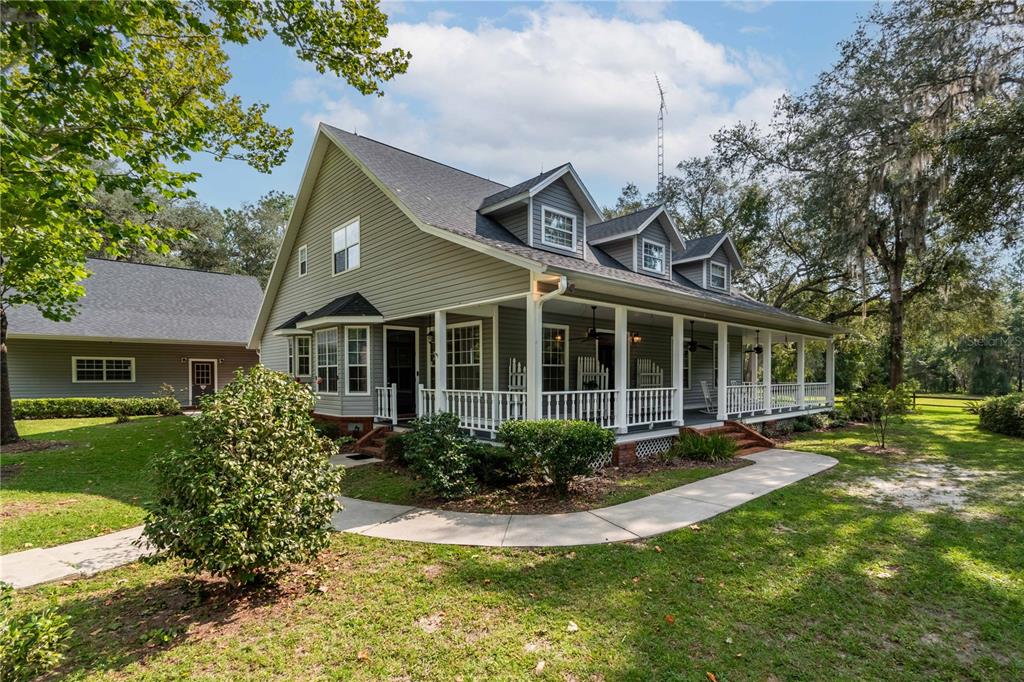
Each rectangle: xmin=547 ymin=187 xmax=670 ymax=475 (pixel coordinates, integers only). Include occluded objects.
xmin=699 ymin=380 xmax=717 ymax=415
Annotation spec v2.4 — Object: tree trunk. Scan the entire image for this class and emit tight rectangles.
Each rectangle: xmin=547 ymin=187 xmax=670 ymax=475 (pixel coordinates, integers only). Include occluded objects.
xmin=1 ymin=308 xmax=20 ymax=444
xmin=888 ymin=286 xmax=905 ymax=388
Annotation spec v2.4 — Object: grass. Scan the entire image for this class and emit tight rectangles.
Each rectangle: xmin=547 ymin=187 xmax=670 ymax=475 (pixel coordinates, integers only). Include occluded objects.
xmin=342 ymin=459 xmax=740 ymax=513
xmin=6 ymin=404 xmax=1024 ymax=680
xmin=0 ymin=416 xmax=189 ymax=553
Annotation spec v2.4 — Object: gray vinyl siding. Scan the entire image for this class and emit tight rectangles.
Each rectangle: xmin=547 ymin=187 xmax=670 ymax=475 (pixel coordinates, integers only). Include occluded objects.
xmin=532 ymin=179 xmax=585 ymax=259
xmin=7 ymin=338 xmax=258 ymax=406
xmin=706 ymin=247 xmax=732 ymax=292
xmin=494 ymin=306 xmax=741 ymax=400
xmin=674 ymin=260 xmax=705 ymax=286
xmin=260 ymin=144 xmax=529 ymax=415
xmin=491 ymin=205 xmax=529 ymax=245
xmin=602 ymin=238 xmax=635 ymax=270
xmin=635 ymin=218 xmax=672 ymax=280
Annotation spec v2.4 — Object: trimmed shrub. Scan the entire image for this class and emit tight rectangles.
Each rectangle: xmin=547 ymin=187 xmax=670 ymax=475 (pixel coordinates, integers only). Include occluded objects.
xmin=12 ymin=397 xmax=181 ymax=420
xmin=498 ymin=420 xmax=614 ymax=495
xmin=403 ymin=412 xmax=477 ymax=499
xmin=382 ymin=431 xmax=410 ymax=465
xmin=144 ymin=366 xmax=344 ymax=586
xmin=668 ymin=431 xmax=738 ymax=463
xmin=978 ymin=393 xmax=1024 ymax=437
xmin=0 ymin=582 xmax=69 ymax=682
xmin=467 ymin=442 xmax=530 ymax=488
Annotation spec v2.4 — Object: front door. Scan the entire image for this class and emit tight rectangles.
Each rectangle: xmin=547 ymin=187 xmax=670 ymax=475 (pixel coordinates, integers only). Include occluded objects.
xmin=386 ymin=329 xmax=417 ymax=417
xmin=191 ymin=361 xmax=215 ymax=406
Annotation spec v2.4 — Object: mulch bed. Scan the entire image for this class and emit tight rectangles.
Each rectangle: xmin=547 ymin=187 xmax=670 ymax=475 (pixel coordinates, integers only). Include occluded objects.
xmin=1 ymin=438 xmax=71 ymax=455
xmin=376 ymin=457 xmax=750 ymax=515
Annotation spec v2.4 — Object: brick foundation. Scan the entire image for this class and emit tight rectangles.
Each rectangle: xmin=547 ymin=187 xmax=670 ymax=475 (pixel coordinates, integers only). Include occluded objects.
xmin=611 ymin=442 xmax=637 ymax=467
xmin=311 ymin=413 xmax=375 ymax=438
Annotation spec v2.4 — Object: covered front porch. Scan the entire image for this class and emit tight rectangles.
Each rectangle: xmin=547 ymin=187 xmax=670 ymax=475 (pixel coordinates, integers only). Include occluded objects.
xmin=373 ymin=279 xmax=836 ymax=437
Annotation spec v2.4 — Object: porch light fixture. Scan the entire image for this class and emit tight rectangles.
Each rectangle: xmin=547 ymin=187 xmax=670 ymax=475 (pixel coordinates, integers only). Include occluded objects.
xmin=552 ymin=330 xmax=564 ymax=342
xmin=630 ymin=331 xmax=643 ymax=344
xmin=426 ymin=330 xmax=435 ymax=342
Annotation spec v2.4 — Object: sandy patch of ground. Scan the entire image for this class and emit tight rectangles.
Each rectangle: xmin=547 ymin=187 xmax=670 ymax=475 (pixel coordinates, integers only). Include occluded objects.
xmin=845 ymin=461 xmax=995 ymax=512
xmin=1 ymin=439 xmax=71 ymax=455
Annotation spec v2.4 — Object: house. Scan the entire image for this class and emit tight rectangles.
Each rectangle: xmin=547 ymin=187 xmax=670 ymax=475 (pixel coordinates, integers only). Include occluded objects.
xmin=250 ymin=124 xmax=841 ymax=452
xmin=7 ymin=259 xmax=262 ymax=407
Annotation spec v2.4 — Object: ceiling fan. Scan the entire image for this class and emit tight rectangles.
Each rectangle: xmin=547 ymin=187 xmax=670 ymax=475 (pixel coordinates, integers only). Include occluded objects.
xmin=572 ymin=306 xmax=602 ymax=342
xmin=744 ymin=330 xmax=764 ymax=355
xmin=686 ymin=320 xmax=712 ymax=353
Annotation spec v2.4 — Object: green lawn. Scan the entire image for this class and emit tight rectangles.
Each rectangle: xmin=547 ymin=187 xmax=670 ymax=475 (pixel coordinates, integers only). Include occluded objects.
xmin=0 ymin=416 xmax=189 ymax=553
xmin=6 ymin=405 xmax=1024 ymax=680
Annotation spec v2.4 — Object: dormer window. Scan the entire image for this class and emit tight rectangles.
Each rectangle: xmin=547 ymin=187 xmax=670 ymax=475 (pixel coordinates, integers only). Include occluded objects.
xmin=709 ymin=261 xmax=727 ymax=289
xmin=541 ymin=206 xmax=575 ymax=250
xmin=642 ymin=240 xmax=665 ymax=273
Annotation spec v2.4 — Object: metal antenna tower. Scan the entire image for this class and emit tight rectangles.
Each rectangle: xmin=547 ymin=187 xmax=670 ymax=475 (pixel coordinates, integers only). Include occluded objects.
xmin=655 ymin=73 xmax=666 ymax=196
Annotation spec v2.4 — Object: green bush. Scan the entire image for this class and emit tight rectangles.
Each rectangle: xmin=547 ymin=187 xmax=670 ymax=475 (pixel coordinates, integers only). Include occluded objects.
xmin=312 ymin=419 xmax=342 ymax=440
xmin=143 ymin=366 xmax=345 ymax=586
xmin=498 ymin=420 xmax=614 ymax=495
xmin=403 ymin=412 xmax=477 ymax=499
xmin=844 ymin=383 xmax=915 ymax=448
xmin=382 ymin=431 xmax=410 ymax=465
xmin=792 ymin=417 xmax=815 ymax=432
xmin=12 ymin=396 xmax=181 ymax=420
xmin=0 ymin=582 xmax=69 ymax=682
xmin=978 ymin=393 xmax=1024 ymax=437
xmin=668 ymin=431 xmax=738 ymax=463
xmin=467 ymin=442 xmax=531 ymax=488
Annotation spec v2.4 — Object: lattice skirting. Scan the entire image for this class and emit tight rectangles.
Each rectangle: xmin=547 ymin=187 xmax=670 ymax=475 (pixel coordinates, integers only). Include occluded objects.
xmin=635 ymin=436 xmax=675 ymax=461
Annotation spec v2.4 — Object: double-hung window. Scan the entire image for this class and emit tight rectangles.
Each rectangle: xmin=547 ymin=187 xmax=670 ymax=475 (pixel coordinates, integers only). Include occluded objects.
xmin=345 ymin=327 xmax=369 ymax=395
xmin=298 ymin=244 xmax=308 ymax=277
xmin=332 ymin=219 xmax=360 ymax=275
xmin=642 ymin=240 xmax=665 ymax=273
xmin=73 ymin=357 xmax=135 ymax=383
xmin=315 ymin=329 xmax=339 ymax=393
xmin=542 ymin=325 xmax=568 ymax=391
xmin=291 ymin=336 xmax=311 ymax=376
xmin=709 ymin=261 xmax=727 ymax=289
xmin=429 ymin=323 xmax=482 ymax=390
xmin=541 ymin=207 xmax=575 ymax=250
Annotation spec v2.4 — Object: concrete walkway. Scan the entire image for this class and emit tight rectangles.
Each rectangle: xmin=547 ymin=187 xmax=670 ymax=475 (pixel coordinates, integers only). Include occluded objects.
xmin=1 ymin=448 xmax=835 ymax=589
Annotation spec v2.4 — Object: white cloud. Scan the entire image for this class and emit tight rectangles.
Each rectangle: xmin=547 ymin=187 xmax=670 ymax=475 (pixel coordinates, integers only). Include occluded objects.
xmin=297 ymin=3 xmax=786 ymax=203
xmin=617 ymin=1 xmax=669 ymax=20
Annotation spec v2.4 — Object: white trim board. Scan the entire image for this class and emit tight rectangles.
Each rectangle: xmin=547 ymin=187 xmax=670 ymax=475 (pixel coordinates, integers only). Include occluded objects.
xmin=187 ymin=358 xmax=219 ymax=406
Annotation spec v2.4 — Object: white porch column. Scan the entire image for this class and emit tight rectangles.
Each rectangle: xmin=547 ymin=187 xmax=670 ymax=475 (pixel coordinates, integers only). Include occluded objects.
xmin=826 ymin=337 xmax=836 ymax=405
xmin=672 ymin=315 xmax=686 ymax=426
xmin=796 ymin=336 xmax=806 ymax=408
xmin=614 ymin=306 xmax=629 ymax=434
xmin=525 ymin=292 xmax=543 ymax=419
xmin=716 ymin=322 xmax=728 ymax=421
xmin=762 ymin=330 xmax=773 ymax=413
xmin=434 ymin=310 xmax=447 ymax=412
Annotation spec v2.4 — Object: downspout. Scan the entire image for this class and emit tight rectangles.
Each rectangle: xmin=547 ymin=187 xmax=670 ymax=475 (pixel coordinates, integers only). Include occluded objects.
xmin=538 ymin=274 xmax=568 ymax=304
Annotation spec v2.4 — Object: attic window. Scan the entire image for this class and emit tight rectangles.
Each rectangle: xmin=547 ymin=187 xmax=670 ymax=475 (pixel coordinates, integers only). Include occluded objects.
xmin=541 ymin=206 xmax=575 ymax=250
xmin=709 ymin=261 xmax=727 ymax=289
xmin=642 ymin=240 xmax=665 ymax=273
xmin=332 ymin=219 xmax=360 ymax=275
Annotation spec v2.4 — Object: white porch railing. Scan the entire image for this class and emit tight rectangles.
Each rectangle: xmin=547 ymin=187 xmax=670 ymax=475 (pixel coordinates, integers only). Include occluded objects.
xmin=417 ymin=386 xmax=437 ymax=417
xmin=446 ymin=390 xmax=527 ymax=433
xmin=770 ymin=383 xmax=800 ymax=411
xmin=726 ymin=383 xmax=765 ymax=416
xmin=627 ymin=387 xmax=676 ymax=426
xmin=804 ymin=382 xmax=830 ymax=407
xmin=375 ymin=383 xmax=398 ymax=423
xmin=542 ymin=389 xmax=617 ymax=428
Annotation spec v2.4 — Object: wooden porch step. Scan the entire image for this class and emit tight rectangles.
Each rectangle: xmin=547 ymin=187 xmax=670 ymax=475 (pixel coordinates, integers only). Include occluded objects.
xmin=680 ymin=419 xmax=775 ymax=456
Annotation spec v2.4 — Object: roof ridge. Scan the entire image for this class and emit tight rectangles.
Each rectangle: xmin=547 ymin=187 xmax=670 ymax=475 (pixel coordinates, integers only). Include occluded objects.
xmin=322 ymin=124 xmax=508 ymax=190
xmin=87 ymin=257 xmax=258 ymax=280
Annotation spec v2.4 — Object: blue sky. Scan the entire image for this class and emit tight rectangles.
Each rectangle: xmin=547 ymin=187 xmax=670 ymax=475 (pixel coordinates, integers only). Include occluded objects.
xmin=190 ymin=1 xmax=872 ymax=211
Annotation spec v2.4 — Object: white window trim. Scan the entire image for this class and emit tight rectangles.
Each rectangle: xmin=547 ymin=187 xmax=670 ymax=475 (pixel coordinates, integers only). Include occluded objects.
xmin=344 ymin=325 xmax=371 ymax=396
xmin=187 ymin=358 xmax=219 ymax=406
xmin=71 ymin=356 xmax=135 ymax=383
xmin=428 ymin=320 xmax=483 ymax=390
xmin=542 ymin=323 xmax=570 ymax=391
xmin=293 ymin=336 xmax=312 ymax=377
xmin=641 ymin=238 xmax=666 ymax=274
xmin=540 ymin=205 xmax=577 ymax=252
xmin=314 ymin=327 xmax=340 ymax=394
xmin=331 ymin=217 xmax=361 ymax=277
xmin=297 ymin=244 xmax=308 ymax=277
xmin=709 ymin=261 xmax=728 ymax=290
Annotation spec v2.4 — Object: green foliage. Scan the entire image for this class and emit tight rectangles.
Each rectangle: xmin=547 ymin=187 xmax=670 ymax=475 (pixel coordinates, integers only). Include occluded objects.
xmin=312 ymin=419 xmax=342 ymax=440
xmin=668 ymin=432 xmax=738 ymax=463
xmin=143 ymin=366 xmax=344 ymax=586
xmin=0 ymin=582 xmax=69 ymax=682
xmin=844 ymin=383 xmax=916 ymax=448
xmin=467 ymin=442 xmax=531 ymax=488
xmin=12 ymin=397 xmax=181 ymax=420
xmin=383 ymin=432 xmax=410 ymax=465
xmin=977 ymin=393 xmax=1024 ymax=438
xmin=497 ymin=420 xmax=614 ymax=495
xmin=403 ymin=413 xmax=477 ymax=499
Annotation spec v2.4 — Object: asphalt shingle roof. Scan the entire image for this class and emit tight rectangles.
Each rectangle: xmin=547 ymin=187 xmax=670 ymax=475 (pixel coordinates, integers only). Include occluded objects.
xmin=306 ymin=293 xmax=381 ymax=321
xmin=8 ymin=259 xmax=263 ymax=344
xmin=678 ymin=232 xmax=728 ymax=260
xmin=275 ymin=311 xmax=309 ymax=330
xmin=320 ymin=125 xmax=836 ymax=333
xmin=479 ymin=166 xmax=566 ymax=210
xmin=587 ymin=206 xmax=662 ymax=242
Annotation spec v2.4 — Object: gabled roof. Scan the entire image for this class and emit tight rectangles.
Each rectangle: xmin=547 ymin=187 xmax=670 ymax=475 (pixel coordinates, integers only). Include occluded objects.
xmin=674 ymin=231 xmax=743 ymax=270
xmin=308 ymin=293 xmax=380 ymax=320
xmin=479 ymin=167 xmax=564 ymax=209
xmin=9 ymin=258 xmax=262 ymax=345
xmin=274 ymin=311 xmax=309 ymax=330
xmin=587 ymin=205 xmax=685 ymax=251
xmin=476 ymin=162 xmax=604 ymax=222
